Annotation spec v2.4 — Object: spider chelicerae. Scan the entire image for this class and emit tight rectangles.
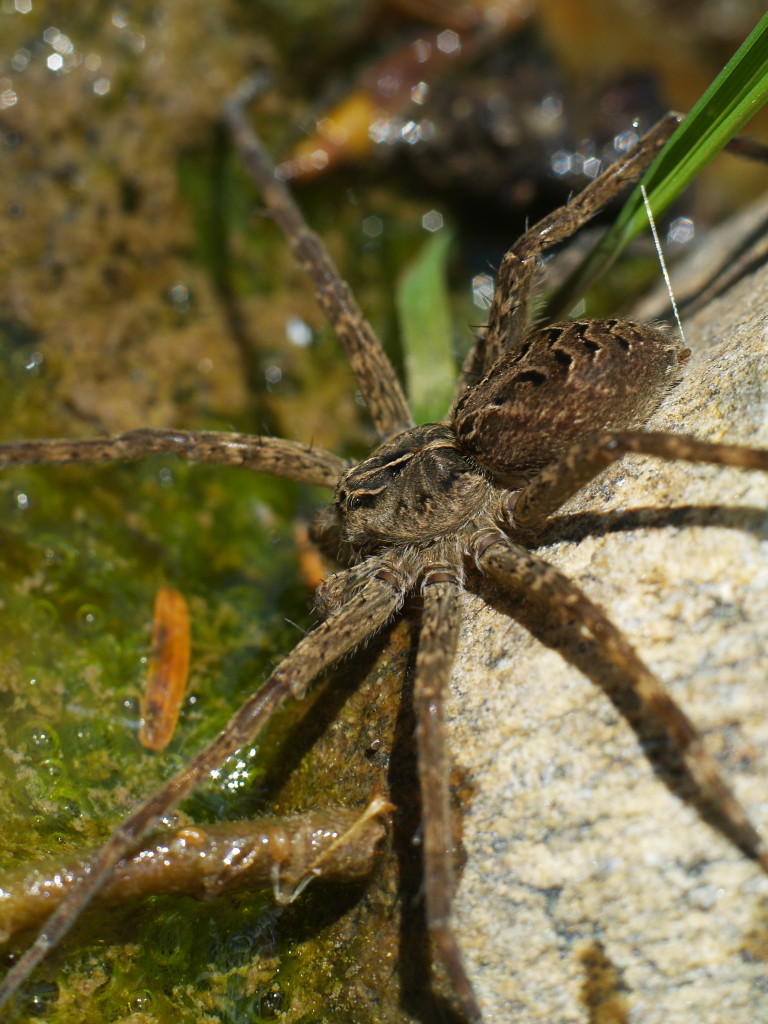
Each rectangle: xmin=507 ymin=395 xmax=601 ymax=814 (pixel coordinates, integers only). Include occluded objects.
xmin=1 ymin=76 xmax=768 ymax=1022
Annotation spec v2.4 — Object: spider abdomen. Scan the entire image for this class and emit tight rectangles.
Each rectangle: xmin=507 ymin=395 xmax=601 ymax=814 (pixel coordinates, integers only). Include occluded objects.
xmin=452 ymin=318 xmax=688 ymax=488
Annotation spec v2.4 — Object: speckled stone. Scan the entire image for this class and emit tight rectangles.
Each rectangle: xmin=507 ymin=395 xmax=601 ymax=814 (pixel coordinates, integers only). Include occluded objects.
xmin=448 ymin=197 xmax=768 ymax=1024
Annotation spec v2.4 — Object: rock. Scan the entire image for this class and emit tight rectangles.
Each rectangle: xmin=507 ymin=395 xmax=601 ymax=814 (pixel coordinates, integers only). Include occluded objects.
xmin=449 ymin=196 xmax=768 ymax=1024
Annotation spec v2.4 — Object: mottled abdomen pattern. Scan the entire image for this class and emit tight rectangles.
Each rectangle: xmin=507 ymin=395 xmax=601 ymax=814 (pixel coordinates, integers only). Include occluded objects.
xmin=452 ymin=319 xmax=688 ymax=488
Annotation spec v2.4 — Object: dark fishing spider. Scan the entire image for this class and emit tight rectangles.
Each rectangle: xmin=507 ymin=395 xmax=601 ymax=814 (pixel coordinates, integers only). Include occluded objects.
xmin=1 ymin=77 xmax=768 ymax=1022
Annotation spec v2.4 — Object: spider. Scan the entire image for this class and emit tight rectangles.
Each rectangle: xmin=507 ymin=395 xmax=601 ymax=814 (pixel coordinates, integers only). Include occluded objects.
xmin=1 ymin=76 xmax=768 ymax=1022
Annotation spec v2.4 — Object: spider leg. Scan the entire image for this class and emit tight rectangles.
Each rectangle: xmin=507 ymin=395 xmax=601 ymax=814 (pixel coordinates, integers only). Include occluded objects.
xmin=0 ymin=565 xmax=405 ymax=1009
xmin=508 ymin=429 xmax=768 ymax=532
xmin=470 ymin=528 xmax=768 ymax=871
xmin=413 ymin=569 xmax=481 ymax=1022
xmin=0 ymin=428 xmax=345 ymax=488
xmin=455 ymin=114 xmax=679 ymax=398
xmin=224 ymin=78 xmax=412 ymax=441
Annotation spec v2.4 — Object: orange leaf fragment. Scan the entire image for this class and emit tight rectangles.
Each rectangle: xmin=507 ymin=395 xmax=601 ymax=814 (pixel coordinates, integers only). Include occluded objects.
xmin=294 ymin=521 xmax=328 ymax=592
xmin=139 ymin=586 xmax=191 ymax=752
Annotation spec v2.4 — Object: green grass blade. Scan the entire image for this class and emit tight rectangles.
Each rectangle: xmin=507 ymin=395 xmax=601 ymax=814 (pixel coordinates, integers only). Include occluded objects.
xmin=396 ymin=228 xmax=457 ymax=424
xmin=546 ymin=11 xmax=768 ymax=318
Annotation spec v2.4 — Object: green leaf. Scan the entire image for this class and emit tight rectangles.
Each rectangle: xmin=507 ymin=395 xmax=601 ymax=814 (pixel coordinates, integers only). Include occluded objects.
xmin=396 ymin=228 xmax=457 ymax=424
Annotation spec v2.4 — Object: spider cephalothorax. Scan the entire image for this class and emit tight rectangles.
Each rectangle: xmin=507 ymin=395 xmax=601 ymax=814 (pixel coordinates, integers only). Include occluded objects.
xmin=1 ymin=80 xmax=767 ymax=1024
xmin=332 ymin=423 xmax=492 ymax=548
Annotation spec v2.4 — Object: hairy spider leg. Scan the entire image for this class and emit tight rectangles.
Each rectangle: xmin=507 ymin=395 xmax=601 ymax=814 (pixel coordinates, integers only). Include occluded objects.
xmin=224 ymin=76 xmax=412 ymax=440
xmin=511 ymin=431 xmax=768 ymax=530
xmin=471 ymin=530 xmax=768 ymax=875
xmin=456 ymin=113 xmax=680 ymax=395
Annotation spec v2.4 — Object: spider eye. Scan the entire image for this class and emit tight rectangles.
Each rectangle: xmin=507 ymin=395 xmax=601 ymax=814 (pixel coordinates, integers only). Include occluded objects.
xmin=349 ymin=493 xmax=376 ymax=510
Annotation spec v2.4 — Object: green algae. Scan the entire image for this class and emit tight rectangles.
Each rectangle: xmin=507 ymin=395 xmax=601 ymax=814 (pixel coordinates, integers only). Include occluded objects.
xmin=0 ymin=449 xmax=417 ymax=1021
xmin=0 ymin=4 xmax=429 ymax=1021
xmin=0 ymin=448 xmax=314 ymax=1020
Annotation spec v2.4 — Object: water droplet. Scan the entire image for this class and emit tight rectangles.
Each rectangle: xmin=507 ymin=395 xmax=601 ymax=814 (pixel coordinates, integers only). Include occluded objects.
xmin=76 ymin=604 xmax=104 ymax=632
xmin=258 ymin=988 xmax=285 ymax=1018
xmin=421 ymin=209 xmax=443 ymax=233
